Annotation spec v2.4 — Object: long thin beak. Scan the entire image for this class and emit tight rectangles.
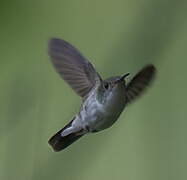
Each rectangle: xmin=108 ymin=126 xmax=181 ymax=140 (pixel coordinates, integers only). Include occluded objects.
xmin=120 ymin=73 xmax=130 ymax=81
xmin=115 ymin=73 xmax=130 ymax=83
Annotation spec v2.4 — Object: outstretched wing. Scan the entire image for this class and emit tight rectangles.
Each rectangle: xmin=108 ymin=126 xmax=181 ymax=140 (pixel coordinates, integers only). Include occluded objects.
xmin=48 ymin=38 xmax=101 ymax=98
xmin=126 ymin=64 xmax=156 ymax=103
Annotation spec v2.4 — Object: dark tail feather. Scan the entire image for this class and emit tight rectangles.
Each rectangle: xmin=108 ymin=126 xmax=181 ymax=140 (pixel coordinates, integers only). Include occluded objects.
xmin=48 ymin=120 xmax=84 ymax=152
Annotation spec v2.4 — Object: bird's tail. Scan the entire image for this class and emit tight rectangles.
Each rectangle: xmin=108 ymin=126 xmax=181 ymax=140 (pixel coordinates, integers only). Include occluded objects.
xmin=48 ymin=120 xmax=85 ymax=152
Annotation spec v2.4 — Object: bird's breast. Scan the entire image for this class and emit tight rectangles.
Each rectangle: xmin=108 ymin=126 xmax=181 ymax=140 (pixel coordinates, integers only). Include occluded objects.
xmin=79 ymin=89 xmax=126 ymax=132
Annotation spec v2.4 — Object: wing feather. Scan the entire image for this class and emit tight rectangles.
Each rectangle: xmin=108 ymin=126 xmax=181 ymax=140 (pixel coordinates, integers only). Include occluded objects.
xmin=48 ymin=38 xmax=101 ymax=98
xmin=126 ymin=65 xmax=156 ymax=103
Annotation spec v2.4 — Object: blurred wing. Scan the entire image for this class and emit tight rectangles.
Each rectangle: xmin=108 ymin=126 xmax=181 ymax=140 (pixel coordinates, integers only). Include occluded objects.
xmin=126 ymin=65 xmax=156 ymax=103
xmin=48 ymin=38 xmax=101 ymax=98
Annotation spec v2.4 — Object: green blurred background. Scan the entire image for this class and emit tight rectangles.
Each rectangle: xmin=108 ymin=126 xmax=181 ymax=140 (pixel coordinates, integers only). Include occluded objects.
xmin=0 ymin=0 xmax=187 ymax=179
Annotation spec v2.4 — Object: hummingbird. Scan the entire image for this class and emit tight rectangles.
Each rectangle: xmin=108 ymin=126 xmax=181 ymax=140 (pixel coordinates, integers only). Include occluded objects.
xmin=48 ymin=38 xmax=156 ymax=152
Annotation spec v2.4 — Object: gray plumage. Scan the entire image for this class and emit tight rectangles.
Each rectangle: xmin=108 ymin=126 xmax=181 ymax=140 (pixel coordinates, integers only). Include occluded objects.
xmin=48 ymin=38 xmax=156 ymax=152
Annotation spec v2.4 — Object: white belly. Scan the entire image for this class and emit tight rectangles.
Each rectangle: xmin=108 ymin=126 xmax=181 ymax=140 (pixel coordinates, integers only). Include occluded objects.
xmin=78 ymin=91 xmax=126 ymax=132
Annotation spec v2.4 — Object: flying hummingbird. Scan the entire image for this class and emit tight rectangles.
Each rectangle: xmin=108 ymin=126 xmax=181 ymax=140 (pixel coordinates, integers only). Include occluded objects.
xmin=48 ymin=38 xmax=156 ymax=152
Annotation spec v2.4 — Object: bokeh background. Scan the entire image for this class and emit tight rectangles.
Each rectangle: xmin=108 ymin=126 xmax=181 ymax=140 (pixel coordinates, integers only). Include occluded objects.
xmin=0 ymin=0 xmax=187 ymax=180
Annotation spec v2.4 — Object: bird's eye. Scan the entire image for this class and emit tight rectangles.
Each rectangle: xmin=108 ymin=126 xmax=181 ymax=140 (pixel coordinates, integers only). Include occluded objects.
xmin=104 ymin=83 xmax=109 ymax=90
